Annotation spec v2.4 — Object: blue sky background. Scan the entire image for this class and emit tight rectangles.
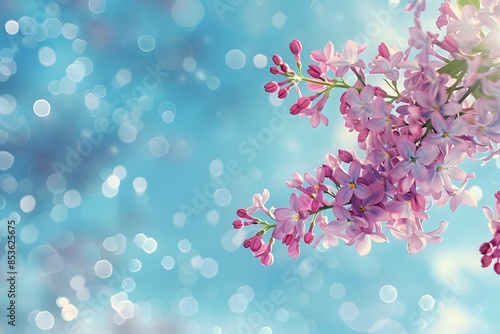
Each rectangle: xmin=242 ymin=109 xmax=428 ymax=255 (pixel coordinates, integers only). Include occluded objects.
xmin=0 ymin=0 xmax=499 ymax=333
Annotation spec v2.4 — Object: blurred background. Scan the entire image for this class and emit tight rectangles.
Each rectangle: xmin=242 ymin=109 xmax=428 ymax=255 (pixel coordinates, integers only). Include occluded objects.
xmin=0 ymin=0 xmax=499 ymax=333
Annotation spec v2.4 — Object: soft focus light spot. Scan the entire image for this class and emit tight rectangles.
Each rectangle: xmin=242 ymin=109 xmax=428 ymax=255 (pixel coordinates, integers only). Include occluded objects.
xmin=36 ymin=311 xmax=54 ymax=330
xmin=271 ymin=12 xmax=287 ymax=29
xmin=209 ymin=159 xmax=223 ymax=177
xmin=229 ymin=294 xmax=247 ymax=313
xmin=469 ymin=185 xmax=483 ymax=202
xmin=0 ymin=194 xmax=7 ymax=210
xmin=269 ymin=93 xmax=283 ymax=107
xmin=237 ymin=286 xmax=254 ymax=302
xmin=162 ymin=256 xmax=175 ymax=270
xmin=129 ymin=259 xmax=142 ymax=272
xmin=47 ymin=173 xmax=66 ymax=193
xmin=253 ymin=54 xmax=267 ymax=68
xmin=39 ymin=46 xmax=56 ymax=67
xmin=20 ymin=224 xmax=38 ymax=243
xmin=179 ymin=296 xmax=199 ymax=316
xmin=115 ymin=68 xmax=132 ymax=86
xmin=388 ymin=0 xmax=400 ymax=8
xmin=259 ymin=328 xmax=272 ymax=334
xmin=20 ymin=195 xmax=36 ymax=213
xmin=57 ymin=297 xmax=69 ymax=307
xmin=63 ymin=190 xmax=81 ymax=208
xmin=0 ymin=151 xmax=14 ymax=170
xmin=113 ymin=165 xmax=127 ymax=180
xmin=159 ymin=102 xmax=176 ymax=123
xmin=206 ymin=75 xmax=220 ymax=90
xmin=134 ymin=233 xmax=147 ymax=247
xmin=72 ymin=39 xmax=87 ymax=53
xmin=206 ymin=210 xmax=220 ymax=225
xmin=66 ymin=62 xmax=85 ymax=83
xmin=133 ymin=177 xmax=148 ymax=193
xmin=118 ymin=124 xmax=137 ymax=143
xmin=148 ymin=136 xmax=169 ymax=157
xmin=61 ymin=23 xmax=78 ymax=39
xmin=142 ymin=237 xmax=157 ymax=254
xmin=178 ymin=239 xmax=191 ymax=252
xmin=5 ymin=20 xmax=19 ymax=35
xmin=70 ymin=275 xmax=85 ymax=291
xmin=183 ymin=57 xmax=196 ymax=72
xmin=379 ymin=285 xmax=398 ymax=303
xmin=200 ymin=258 xmax=218 ymax=278
xmin=225 ymin=49 xmax=246 ymax=70
xmin=33 ymin=99 xmax=51 ymax=117
xmin=138 ymin=35 xmax=156 ymax=52
xmin=214 ymin=188 xmax=232 ymax=206
xmin=173 ymin=211 xmax=186 ymax=227
xmin=94 ymin=260 xmax=113 ymax=278
xmin=88 ymin=0 xmax=106 ymax=13
xmin=419 ymin=294 xmax=435 ymax=311
xmin=122 ymin=278 xmax=136 ymax=292
xmin=171 ymin=0 xmax=205 ymax=28
xmin=275 ymin=308 xmax=289 ymax=321
xmin=51 ymin=205 xmax=68 ymax=222
xmin=339 ymin=302 xmax=358 ymax=321
xmin=0 ymin=94 xmax=16 ymax=115
xmin=103 ymin=237 xmax=118 ymax=251
xmin=106 ymin=175 xmax=120 ymax=189
xmin=330 ymin=283 xmax=346 ymax=299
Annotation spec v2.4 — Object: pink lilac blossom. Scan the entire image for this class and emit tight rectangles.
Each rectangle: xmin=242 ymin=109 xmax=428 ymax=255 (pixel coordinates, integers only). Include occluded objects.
xmin=233 ymin=0 xmax=500 ymax=274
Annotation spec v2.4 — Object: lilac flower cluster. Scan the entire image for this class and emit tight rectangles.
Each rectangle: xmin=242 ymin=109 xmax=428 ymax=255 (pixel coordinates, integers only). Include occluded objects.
xmin=234 ymin=0 xmax=500 ymax=271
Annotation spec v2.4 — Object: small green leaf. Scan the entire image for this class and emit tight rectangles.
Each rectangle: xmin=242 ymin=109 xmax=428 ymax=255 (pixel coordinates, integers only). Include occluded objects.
xmin=437 ymin=59 xmax=467 ymax=76
xmin=457 ymin=0 xmax=480 ymax=10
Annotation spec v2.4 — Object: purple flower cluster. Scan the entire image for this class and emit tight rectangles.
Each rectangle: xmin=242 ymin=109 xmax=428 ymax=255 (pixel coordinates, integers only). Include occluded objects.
xmin=234 ymin=0 xmax=500 ymax=270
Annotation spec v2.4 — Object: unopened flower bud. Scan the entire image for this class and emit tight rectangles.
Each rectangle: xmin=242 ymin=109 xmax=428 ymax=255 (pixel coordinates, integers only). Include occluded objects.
xmin=270 ymin=66 xmax=280 ymax=75
xmin=307 ymin=64 xmax=322 ymax=78
xmin=338 ymin=149 xmax=353 ymax=163
xmin=481 ymin=255 xmax=493 ymax=268
xmin=495 ymin=262 xmax=500 ymax=275
xmin=233 ymin=220 xmax=244 ymax=229
xmin=278 ymin=88 xmax=289 ymax=99
xmin=304 ymin=232 xmax=314 ymax=244
xmin=289 ymin=40 xmax=302 ymax=55
xmin=272 ymin=54 xmax=283 ymax=65
xmin=264 ymin=81 xmax=279 ymax=93
xmin=297 ymin=97 xmax=311 ymax=109
xmin=479 ymin=242 xmax=491 ymax=255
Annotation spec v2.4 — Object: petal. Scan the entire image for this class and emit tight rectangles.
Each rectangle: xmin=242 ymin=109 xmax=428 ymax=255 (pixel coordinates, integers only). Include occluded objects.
xmin=396 ymin=137 xmax=416 ymax=158
xmin=335 ymin=169 xmax=351 ymax=185
xmin=355 ymin=235 xmax=372 ymax=256
xmin=310 ymin=50 xmax=327 ymax=63
xmin=415 ymin=145 xmax=439 ymax=165
xmin=354 ymin=183 xmax=371 ymax=199
xmin=348 ymin=160 xmax=362 ymax=180
xmin=336 ymin=187 xmax=353 ymax=206
xmin=324 ymin=41 xmax=335 ymax=59
xmin=411 ymin=162 xmax=428 ymax=181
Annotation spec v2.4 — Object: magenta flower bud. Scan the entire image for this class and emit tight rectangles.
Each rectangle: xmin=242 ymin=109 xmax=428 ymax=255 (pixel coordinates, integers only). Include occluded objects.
xmin=272 ymin=54 xmax=283 ymax=65
xmin=290 ymin=103 xmax=300 ymax=115
xmin=495 ymin=262 xmax=500 ymax=275
xmin=304 ymin=232 xmax=314 ymax=244
xmin=378 ymin=42 xmax=390 ymax=59
xmin=250 ymin=236 xmax=263 ymax=252
xmin=338 ymin=149 xmax=353 ymax=163
xmin=479 ymin=242 xmax=491 ymax=255
xmin=322 ymin=164 xmax=333 ymax=178
xmin=260 ymin=252 xmax=274 ymax=266
xmin=481 ymin=255 xmax=493 ymax=268
xmin=282 ymin=234 xmax=293 ymax=246
xmin=307 ymin=64 xmax=322 ymax=79
xmin=243 ymin=238 xmax=252 ymax=248
xmin=264 ymin=81 xmax=279 ymax=93
xmin=280 ymin=63 xmax=291 ymax=73
xmin=289 ymin=40 xmax=302 ymax=55
xmin=237 ymin=209 xmax=248 ymax=218
xmin=297 ymin=97 xmax=311 ymax=109
xmin=278 ymin=88 xmax=289 ymax=99
xmin=233 ymin=219 xmax=244 ymax=229
xmin=270 ymin=66 xmax=280 ymax=75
